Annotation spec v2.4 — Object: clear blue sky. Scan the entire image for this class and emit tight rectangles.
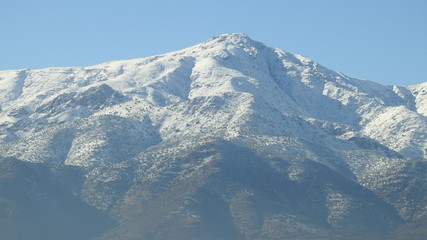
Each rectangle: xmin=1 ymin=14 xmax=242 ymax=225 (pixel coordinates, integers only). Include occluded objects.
xmin=1 ymin=0 xmax=426 ymax=86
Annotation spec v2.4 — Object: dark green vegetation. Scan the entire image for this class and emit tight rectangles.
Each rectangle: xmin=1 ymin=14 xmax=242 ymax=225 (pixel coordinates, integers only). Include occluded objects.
xmin=0 ymin=157 xmax=116 ymax=240
xmin=1 ymin=140 xmax=426 ymax=240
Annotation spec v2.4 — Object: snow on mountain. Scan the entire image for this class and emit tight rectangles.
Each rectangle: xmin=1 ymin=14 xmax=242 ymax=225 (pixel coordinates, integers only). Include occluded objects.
xmin=0 ymin=33 xmax=426 ymax=240
xmin=0 ymin=33 xmax=425 ymax=160
xmin=407 ymin=82 xmax=427 ymax=117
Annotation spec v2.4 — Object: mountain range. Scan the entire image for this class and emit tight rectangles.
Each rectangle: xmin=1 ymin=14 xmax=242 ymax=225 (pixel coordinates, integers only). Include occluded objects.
xmin=0 ymin=33 xmax=426 ymax=240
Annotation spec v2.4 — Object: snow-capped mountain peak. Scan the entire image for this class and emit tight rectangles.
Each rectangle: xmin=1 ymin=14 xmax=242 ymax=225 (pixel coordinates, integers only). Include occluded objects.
xmin=1 ymin=33 xmax=426 ymax=240
xmin=0 ymin=33 xmax=426 ymax=162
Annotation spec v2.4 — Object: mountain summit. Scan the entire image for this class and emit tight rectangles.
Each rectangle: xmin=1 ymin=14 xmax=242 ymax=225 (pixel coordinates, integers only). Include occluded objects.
xmin=0 ymin=33 xmax=426 ymax=240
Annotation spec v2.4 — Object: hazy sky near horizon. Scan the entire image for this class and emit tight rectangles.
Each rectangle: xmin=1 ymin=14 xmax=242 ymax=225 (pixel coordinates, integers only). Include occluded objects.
xmin=1 ymin=0 xmax=426 ymax=86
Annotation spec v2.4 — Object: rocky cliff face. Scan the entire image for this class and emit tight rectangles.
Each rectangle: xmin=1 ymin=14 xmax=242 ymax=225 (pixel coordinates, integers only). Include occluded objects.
xmin=0 ymin=33 xmax=426 ymax=240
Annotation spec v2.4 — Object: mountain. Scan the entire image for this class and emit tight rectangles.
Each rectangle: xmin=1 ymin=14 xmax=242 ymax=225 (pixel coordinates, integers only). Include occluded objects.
xmin=0 ymin=33 xmax=426 ymax=240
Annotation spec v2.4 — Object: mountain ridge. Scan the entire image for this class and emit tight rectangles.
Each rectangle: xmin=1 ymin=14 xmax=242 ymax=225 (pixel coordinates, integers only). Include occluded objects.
xmin=0 ymin=33 xmax=426 ymax=240
xmin=1 ymin=33 xmax=425 ymax=160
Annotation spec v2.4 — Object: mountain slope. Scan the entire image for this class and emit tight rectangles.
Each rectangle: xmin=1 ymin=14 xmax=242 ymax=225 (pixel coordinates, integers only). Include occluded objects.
xmin=0 ymin=33 xmax=426 ymax=240
xmin=0 ymin=157 xmax=116 ymax=240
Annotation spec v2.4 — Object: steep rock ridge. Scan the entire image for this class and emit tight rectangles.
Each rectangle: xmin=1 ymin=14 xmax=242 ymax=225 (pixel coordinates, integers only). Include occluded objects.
xmin=0 ymin=33 xmax=426 ymax=240
xmin=407 ymin=82 xmax=427 ymax=117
